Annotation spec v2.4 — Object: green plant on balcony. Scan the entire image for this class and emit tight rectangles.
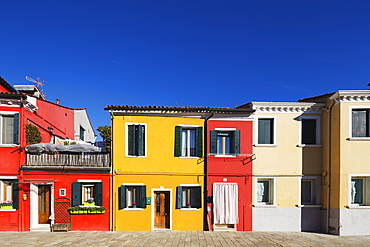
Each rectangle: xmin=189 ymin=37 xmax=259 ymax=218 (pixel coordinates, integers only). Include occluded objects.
xmin=0 ymin=200 xmax=13 ymax=209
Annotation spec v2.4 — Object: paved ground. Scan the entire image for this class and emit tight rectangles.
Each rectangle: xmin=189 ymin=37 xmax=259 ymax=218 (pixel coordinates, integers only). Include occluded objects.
xmin=0 ymin=231 xmax=370 ymax=246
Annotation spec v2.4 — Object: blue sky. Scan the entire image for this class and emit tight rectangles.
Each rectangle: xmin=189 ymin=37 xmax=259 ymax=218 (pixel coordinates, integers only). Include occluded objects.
xmin=1 ymin=1 xmax=370 ymax=140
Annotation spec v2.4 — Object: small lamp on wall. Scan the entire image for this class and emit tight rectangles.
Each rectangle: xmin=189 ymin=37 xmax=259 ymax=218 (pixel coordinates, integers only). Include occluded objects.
xmin=23 ymin=193 xmax=28 ymax=201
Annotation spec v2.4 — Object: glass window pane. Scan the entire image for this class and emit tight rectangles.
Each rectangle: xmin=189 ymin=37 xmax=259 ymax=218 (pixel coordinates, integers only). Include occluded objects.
xmin=2 ymin=116 xmax=14 ymax=144
xmin=257 ymin=180 xmax=270 ymax=203
xmin=301 ymin=180 xmax=312 ymax=204
xmin=302 ymin=119 xmax=316 ymax=144
xmin=352 ymin=110 xmax=368 ymax=137
xmin=352 ymin=178 xmax=364 ymax=204
xmin=189 ymin=129 xmax=196 ymax=156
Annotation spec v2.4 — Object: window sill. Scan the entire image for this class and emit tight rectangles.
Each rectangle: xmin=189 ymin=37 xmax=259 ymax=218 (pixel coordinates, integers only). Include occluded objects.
xmin=296 ymin=204 xmax=322 ymax=208
xmin=180 ymin=208 xmax=199 ymax=211
xmin=347 ymin=137 xmax=370 ymax=141
xmin=254 ymin=144 xmax=278 ymax=147
xmin=346 ymin=205 xmax=370 ymax=209
xmin=296 ymin=144 xmax=322 ymax=148
xmin=123 ymin=208 xmax=144 ymax=211
xmin=125 ymin=155 xmax=146 ymax=158
xmin=0 ymin=209 xmax=16 ymax=212
xmin=214 ymin=155 xmax=237 ymax=158
xmin=178 ymin=156 xmax=199 ymax=159
xmin=0 ymin=144 xmax=19 ymax=148
xmin=252 ymin=204 xmax=277 ymax=208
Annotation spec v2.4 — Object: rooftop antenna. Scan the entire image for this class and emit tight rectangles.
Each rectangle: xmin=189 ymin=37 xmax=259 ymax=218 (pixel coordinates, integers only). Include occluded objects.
xmin=25 ymin=76 xmax=46 ymax=99
xmin=174 ymin=101 xmax=180 ymax=107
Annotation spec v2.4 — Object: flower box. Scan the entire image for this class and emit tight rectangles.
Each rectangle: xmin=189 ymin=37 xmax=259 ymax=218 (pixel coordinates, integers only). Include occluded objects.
xmin=69 ymin=206 xmax=106 ymax=215
xmin=83 ymin=202 xmax=95 ymax=206
xmin=0 ymin=206 xmax=13 ymax=209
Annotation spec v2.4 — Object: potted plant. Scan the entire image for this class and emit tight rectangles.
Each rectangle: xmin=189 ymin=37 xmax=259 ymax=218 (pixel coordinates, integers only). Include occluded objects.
xmin=96 ymin=206 xmax=106 ymax=214
xmin=84 ymin=198 xmax=95 ymax=206
xmin=132 ymin=202 xmax=137 ymax=208
xmin=186 ymin=202 xmax=191 ymax=208
xmin=0 ymin=200 xmax=13 ymax=209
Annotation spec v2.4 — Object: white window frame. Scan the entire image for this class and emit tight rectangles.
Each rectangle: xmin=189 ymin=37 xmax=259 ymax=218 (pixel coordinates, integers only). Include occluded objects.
xmin=77 ymin=179 xmax=101 ymax=205
xmin=298 ymin=116 xmax=321 ymax=146
xmin=179 ymin=124 xmax=200 ymax=158
xmin=299 ymin=176 xmax=321 ymax=207
xmin=254 ymin=177 xmax=276 ymax=207
xmin=348 ymin=174 xmax=370 ymax=208
xmin=0 ymin=112 xmax=18 ymax=146
xmin=349 ymin=106 xmax=370 ymax=140
xmin=254 ymin=116 xmax=277 ymax=146
xmin=123 ymin=183 xmax=145 ymax=211
xmin=125 ymin=122 xmax=147 ymax=158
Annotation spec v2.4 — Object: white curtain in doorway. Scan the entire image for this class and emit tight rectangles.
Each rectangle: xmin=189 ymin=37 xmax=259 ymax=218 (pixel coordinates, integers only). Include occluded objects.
xmin=213 ymin=183 xmax=238 ymax=224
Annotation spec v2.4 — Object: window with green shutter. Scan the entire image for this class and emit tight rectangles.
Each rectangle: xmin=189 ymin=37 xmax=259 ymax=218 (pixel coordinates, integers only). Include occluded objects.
xmin=0 ymin=179 xmax=19 ymax=209
xmin=72 ymin=182 xmax=103 ymax=206
xmin=174 ymin=126 xmax=203 ymax=158
xmin=119 ymin=185 xmax=147 ymax=209
xmin=176 ymin=186 xmax=202 ymax=209
xmin=127 ymin=123 xmax=146 ymax=157
xmin=210 ymin=130 xmax=240 ymax=156
xmin=0 ymin=113 xmax=19 ymax=145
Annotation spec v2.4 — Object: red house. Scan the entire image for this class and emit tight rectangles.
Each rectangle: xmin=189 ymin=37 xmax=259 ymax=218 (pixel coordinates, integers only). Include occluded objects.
xmin=206 ymin=112 xmax=254 ymax=231
xmin=0 ymin=77 xmax=110 ymax=231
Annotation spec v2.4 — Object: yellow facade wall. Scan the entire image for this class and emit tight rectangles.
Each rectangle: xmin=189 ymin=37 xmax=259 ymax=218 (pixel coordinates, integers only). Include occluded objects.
xmin=111 ymin=114 xmax=204 ymax=231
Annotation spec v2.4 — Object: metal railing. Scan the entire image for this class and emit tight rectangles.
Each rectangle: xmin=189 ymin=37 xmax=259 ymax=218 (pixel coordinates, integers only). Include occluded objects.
xmin=26 ymin=153 xmax=111 ymax=167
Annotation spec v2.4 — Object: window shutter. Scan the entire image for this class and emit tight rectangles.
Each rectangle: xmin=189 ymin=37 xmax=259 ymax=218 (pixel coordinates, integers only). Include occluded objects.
xmin=127 ymin=125 xmax=135 ymax=155
xmin=137 ymin=125 xmax=145 ymax=156
xmin=210 ymin=130 xmax=217 ymax=155
xmin=13 ymin=113 xmax=20 ymax=145
xmin=139 ymin=185 xmax=147 ymax=208
xmin=231 ymin=130 xmax=240 ymax=156
xmin=72 ymin=182 xmax=82 ymax=206
xmin=119 ymin=185 xmax=126 ymax=209
xmin=194 ymin=186 xmax=202 ymax=208
xmin=94 ymin=182 xmax=103 ymax=206
xmin=174 ymin=126 xmax=182 ymax=157
xmin=196 ymin=127 xmax=203 ymax=157
xmin=176 ymin=186 xmax=182 ymax=209
xmin=12 ymin=179 xmax=19 ymax=209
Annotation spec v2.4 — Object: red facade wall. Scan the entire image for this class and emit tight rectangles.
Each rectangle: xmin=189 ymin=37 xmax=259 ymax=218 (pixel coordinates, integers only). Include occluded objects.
xmin=207 ymin=119 xmax=253 ymax=231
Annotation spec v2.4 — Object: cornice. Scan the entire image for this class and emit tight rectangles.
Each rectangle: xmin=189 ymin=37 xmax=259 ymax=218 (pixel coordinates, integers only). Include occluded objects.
xmin=250 ymin=102 xmax=324 ymax=114
xmin=329 ymin=90 xmax=370 ymax=103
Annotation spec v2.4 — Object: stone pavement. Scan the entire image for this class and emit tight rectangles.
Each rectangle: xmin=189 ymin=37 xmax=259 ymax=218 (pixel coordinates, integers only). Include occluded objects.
xmin=0 ymin=231 xmax=370 ymax=246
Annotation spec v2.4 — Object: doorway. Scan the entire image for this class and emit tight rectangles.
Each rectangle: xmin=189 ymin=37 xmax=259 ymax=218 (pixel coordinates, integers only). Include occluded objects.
xmin=38 ymin=185 xmax=51 ymax=224
xmin=153 ymin=191 xmax=170 ymax=229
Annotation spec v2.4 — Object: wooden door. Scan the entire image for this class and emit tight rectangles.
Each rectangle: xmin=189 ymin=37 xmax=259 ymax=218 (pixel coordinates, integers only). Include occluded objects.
xmin=38 ymin=185 xmax=51 ymax=224
xmin=154 ymin=191 xmax=170 ymax=229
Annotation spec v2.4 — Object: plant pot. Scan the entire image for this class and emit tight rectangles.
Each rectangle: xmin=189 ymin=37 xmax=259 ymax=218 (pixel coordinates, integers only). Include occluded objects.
xmin=84 ymin=202 xmax=95 ymax=206
xmin=1 ymin=206 xmax=13 ymax=209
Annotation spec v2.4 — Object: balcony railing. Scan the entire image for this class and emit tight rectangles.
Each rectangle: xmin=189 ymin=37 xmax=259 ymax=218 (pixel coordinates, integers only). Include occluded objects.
xmin=26 ymin=152 xmax=110 ymax=167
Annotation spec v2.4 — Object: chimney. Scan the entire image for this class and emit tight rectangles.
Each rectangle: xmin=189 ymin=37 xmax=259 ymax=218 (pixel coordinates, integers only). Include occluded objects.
xmin=56 ymin=99 xmax=60 ymax=105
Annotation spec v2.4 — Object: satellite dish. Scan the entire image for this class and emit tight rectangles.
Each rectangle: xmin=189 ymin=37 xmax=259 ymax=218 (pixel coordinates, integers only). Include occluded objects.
xmin=25 ymin=76 xmax=44 ymax=87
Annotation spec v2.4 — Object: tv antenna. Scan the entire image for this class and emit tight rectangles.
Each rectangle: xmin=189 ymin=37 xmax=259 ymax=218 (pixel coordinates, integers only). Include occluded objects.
xmin=25 ymin=76 xmax=44 ymax=87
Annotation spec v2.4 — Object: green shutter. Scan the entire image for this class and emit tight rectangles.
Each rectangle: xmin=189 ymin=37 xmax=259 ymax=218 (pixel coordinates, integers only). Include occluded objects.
xmin=127 ymin=125 xmax=135 ymax=155
xmin=137 ymin=125 xmax=145 ymax=156
xmin=12 ymin=180 xmax=19 ymax=209
xmin=139 ymin=185 xmax=147 ymax=208
xmin=13 ymin=113 xmax=20 ymax=145
xmin=94 ymin=182 xmax=103 ymax=206
xmin=210 ymin=130 xmax=217 ymax=155
xmin=119 ymin=185 xmax=126 ymax=209
xmin=194 ymin=186 xmax=202 ymax=208
xmin=176 ymin=186 xmax=182 ymax=209
xmin=231 ymin=130 xmax=240 ymax=156
xmin=72 ymin=182 xmax=82 ymax=206
xmin=196 ymin=127 xmax=203 ymax=157
xmin=174 ymin=126 xmax=182 ymax=157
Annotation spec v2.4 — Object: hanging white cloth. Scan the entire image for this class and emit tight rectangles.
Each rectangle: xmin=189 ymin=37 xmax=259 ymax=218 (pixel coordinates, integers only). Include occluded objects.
xmin=213 ymin=183 xmax=238 ymax=224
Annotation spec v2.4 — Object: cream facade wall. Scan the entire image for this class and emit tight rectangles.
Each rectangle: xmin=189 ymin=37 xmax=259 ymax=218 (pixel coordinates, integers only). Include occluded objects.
xmin=250 ymin=102 xmax=324 ymax=232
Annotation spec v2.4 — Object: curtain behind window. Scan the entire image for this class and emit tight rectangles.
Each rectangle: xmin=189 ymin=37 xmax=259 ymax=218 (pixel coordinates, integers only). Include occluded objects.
xmin=213 ymin=183 xmax=238 ymax=224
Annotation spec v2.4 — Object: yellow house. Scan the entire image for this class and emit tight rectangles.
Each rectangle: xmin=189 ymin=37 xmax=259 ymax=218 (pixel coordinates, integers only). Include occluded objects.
xmin=105 ymin=105 xmax=211 ymax=231
xmin=237 ymin=101 xmax=325 ymax=232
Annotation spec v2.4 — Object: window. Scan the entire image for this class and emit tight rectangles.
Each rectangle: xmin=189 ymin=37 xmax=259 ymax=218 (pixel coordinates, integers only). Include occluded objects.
xmin=210 ymin=130 xmax=240 ymax=156
xmin=119 ymin=185 xmax=146 ymax=209
xmin=176 ymin=186 xmax=201 ymax=209
xmin=300 ymin=117 xmax=320 ymax=145
xmin=258 ymin=118 xmax=274 ymax=144
xmin=0 ymin=113 xmax=19 ymax=145
xmin=79 ymin=126 xmax=85 ymax=141
xmin=72 ymin=182 xmax=103 ymax=206
xmin=301 ymin=180 xmax=314 ymax=204
xmin=350 ymin=177 xmax=370 ymax=206
xmin=126 ymin=123 xmax=146 ymax=157
xmin=352 ymin=109 xmax=370 ymax=137
xmin=256 ymin=178 xmax=274 ymax=205
xmin=0 ymin=179 xmax=19 ymax=209
xmin=174 ymin=126 xmax=203 ymax=157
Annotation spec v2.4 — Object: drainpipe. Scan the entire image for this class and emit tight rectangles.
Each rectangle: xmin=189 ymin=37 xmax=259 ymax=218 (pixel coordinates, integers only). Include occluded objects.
xmin=323 ymin=99 xmax=334 ymax=233
xmin=204 ymin=112 xmax=214 ymax=231
xmin=109 ymin=111 xmax=115 ymax=231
